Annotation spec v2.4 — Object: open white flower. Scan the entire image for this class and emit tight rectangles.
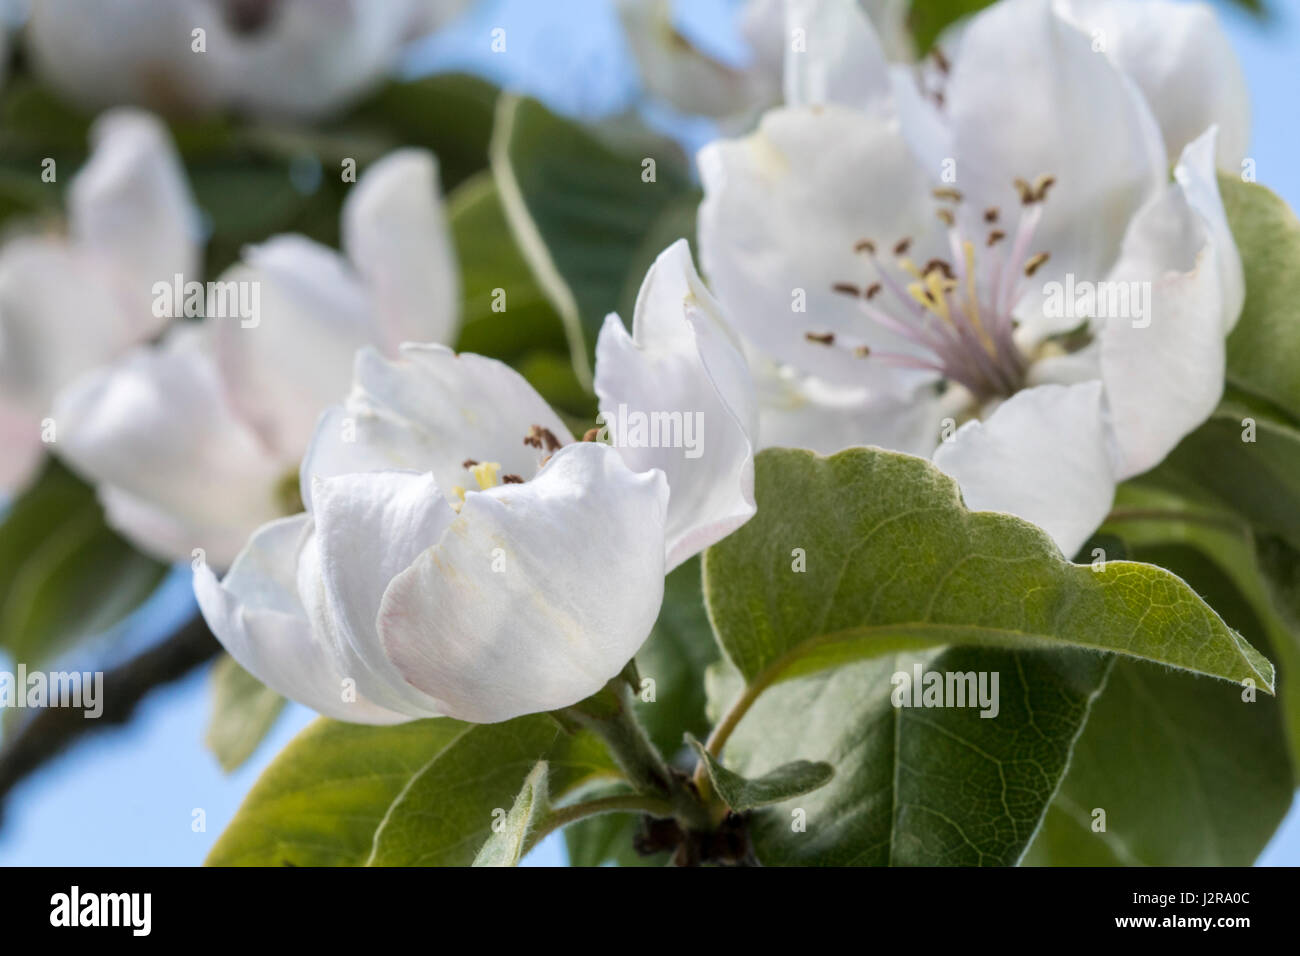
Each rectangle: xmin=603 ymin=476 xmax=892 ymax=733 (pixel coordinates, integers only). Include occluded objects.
xmin=54 ymin=148 xmax=458 ymax=567
xmin=698 ymin=0 xmax=1244 ymax=556
xmin=25 ymin=0 xmax=471 ymax=119
xmin=195 ymin=244 xmax=755 ymax=724
xmin=0 ymin=108 xmax=199 ymax=495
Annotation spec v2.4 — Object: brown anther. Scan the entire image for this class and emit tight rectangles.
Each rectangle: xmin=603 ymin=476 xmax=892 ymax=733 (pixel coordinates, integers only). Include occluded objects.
xmin=1033 ymin=174 xmax=1056 ymax=202
xmin=854 ymin=238 xmax=876 ymax=255
xmin=502 ymin=474 xmax=524 ymax=484
xmin=986 ymin=229 xmax=1006 ymax=246
xmin=582 ymin=427 xmax=602 ymax=443
xmin=924 ymin=259 xmax=954 ymax=279
xmin=462 ymin=458 xmax=478 ymax=469
xmin=524 ymin=424 xmax=562 ymax=451
xmin=893 ymin=237 xmax=912 ymax=257
xmin=1014 ymin=177 xmax=1036 ymax=205
xmin=1023 ymin=251 xmax=1050 ymax=277
xmin=805 ymin=332 xmax=835 ymax=346
xmin=853 ymin=345 xmax=871 ymax=358
xmin=932 ymin=187 xmax=963 ymax=203
xmin=832 ymin=282 xmax=861 ymax=298
xmin=865 ymin=282 xmax=882 ymax=299
xmin=936 ymin=208 xmax=955 ymax=227
xmin=984 ymin=207 xmax=1000 ymax=223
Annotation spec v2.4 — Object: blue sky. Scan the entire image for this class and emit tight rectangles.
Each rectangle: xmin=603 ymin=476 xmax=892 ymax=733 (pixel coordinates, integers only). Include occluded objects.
xmin=1 ymin=0 xmax=1297 ymax=868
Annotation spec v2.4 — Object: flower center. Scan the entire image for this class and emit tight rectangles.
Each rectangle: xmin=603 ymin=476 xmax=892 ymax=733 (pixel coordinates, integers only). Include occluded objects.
xmin=814 ymin=175 xmax=1057 ymax=403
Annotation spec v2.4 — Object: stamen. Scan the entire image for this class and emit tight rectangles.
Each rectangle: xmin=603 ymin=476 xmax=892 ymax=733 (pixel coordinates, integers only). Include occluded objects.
xmin=836 ymin=173 xmax=1058 ymax=401
xmin=471 ymin=461 xmax=502 ymax=490
xmin=1023 ymin=251 xmax=1050 ymax=277
xmin=462 ymin=458 xmax=478 ymax=468
xmin=805 ymin=332 xmax=835 ymax=345
xmin=582 ymin=427 xmax=602 ymax=442
xmin=502 ymin=474 xmax=524 ymax=484
xmin=524 ymin=424 xmax=562 ymax=451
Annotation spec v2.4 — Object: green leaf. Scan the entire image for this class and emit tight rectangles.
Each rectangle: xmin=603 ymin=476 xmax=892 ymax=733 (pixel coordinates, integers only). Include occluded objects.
xmin=703 ymin=448 xmax=1274 ymax=703
xmin=1160 ymin=399 xmax=1300 ymax=553
xmin=446 ymin=171 xmax=591 ymax=419
xmin=1221 ymin=178 xmax=1300 ymax=422
xmin=0 ymin=461 xmax=167 ymax=666
xmin=489 ymin=94 xmax=696 ymax=385
xmin=1024 ymin=659 xmax=1291 ymax=866
xmin=709 ymin=646 xmax=1111 ymax=865
xmin=208 ymin=716 xmax=618 ymax=867
xmin=908 ymin=0 xmax=995 ymax=53
xmin=345 ymin=73 xmax=500 ymax=193
xmin=686 ymin=733 xmax=832 ymax=811
xmin=205 ymin=655 xmax=286 ymax=773
xmin=473 ymin=760 xmax=549 ymax=867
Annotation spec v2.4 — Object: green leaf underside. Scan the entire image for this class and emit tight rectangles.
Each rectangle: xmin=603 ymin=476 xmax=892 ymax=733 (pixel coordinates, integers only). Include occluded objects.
xmin=491 ymin=94 xmax=696 ymax=381
xmin=709 ymin=647 xmax=1112 ymax=865
xmin=1024 ymin=659 xmax=1291 ymax=866
xmin=703 ymin=449 xmax=1274 ymax=699
xmin=1160 ymin=401 xmax=1300 ymax=554
xmin=207 ymin=716 xmax=617 ymax=867
xmin=1220 ymin=178 xmax=1300 ymax=424
xmin=205 ymin=655 xmax=286 ymax=773
xmin=1099 ymin=478 xmax=1300 ymax=783
xmin=686 ymin=734 xmax=832 ymax=811
xmin=473 ymin=761 xmax=548 ymax=867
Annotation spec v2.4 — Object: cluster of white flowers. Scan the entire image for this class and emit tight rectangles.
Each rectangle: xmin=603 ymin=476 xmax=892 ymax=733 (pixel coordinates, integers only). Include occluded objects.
xmin=0 ymin=0 xmax=1252 ymax=728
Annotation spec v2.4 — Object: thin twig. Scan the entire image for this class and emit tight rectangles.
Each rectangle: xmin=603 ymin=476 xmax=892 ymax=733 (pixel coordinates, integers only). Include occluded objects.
xmin=0 ymin=613 xmax=219 ymax=821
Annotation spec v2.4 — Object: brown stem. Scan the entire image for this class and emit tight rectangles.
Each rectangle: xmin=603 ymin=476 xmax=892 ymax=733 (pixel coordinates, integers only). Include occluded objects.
xmin=0 ymin=613 xmax=219 ymax=821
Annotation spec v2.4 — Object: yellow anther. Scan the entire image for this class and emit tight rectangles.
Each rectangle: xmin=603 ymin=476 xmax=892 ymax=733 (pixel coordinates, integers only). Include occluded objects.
xmin=451 ymin=485 xmax=467 ymax=512
xmin=471 ymin=461 xmax=503 ymax=490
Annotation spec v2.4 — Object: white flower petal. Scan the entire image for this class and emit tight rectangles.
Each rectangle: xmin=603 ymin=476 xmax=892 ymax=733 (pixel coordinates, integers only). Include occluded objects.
xmin=596 ymin=240 xmax=756 ymax=569
xmin=932 ymin=380 xmax=1115 ymax=557
xmin=754 ymin=359 xmax=946 ymax=458
xmin=0 ymin=239 xmax=132 ymax=419
xmin=618 ymin=0 xmax=768 ymax=118
xmin=210 ymin=235 xmax=373 ymax=460
xmin=70 ymin=108 xmax=200 ymax=320
xmin=1099 ymin=128 xmax=1240 ymax=480
xmin=27 ymin=0 xmax=232 ymax=114
xmin=698 ymin=105 xmax=940 ymax=385
xmin=302 ymin=345 xmax=573 ymax=506
xmin=195 ymin=514 xmax=407 ymax=724
xmin=783 ymin=0 xmax=892 ymax=111
xmin=52 ymin=327 xmax=287 ymax=567
xmin=377 ymin=442 xmax=669 ymax=723
xmin=341 ymin=148 xmax=460 ymax=352
xmin=307 ymin=470 xmax=456 ymax=716
xmin=0 ymin=398 xmax=46 ymax=496
xmin=222 ymin=0 xmax=422 ymax=119
xmin=946 ymin=0 xmax=1165 ymax=285
xmin=1055 ymin=0 xmax=1249 ymax=169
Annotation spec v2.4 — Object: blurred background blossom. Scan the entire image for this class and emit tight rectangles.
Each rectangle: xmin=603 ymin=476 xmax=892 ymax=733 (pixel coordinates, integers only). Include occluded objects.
xmin=0 ymin=0 xmax=1295 ymax=866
